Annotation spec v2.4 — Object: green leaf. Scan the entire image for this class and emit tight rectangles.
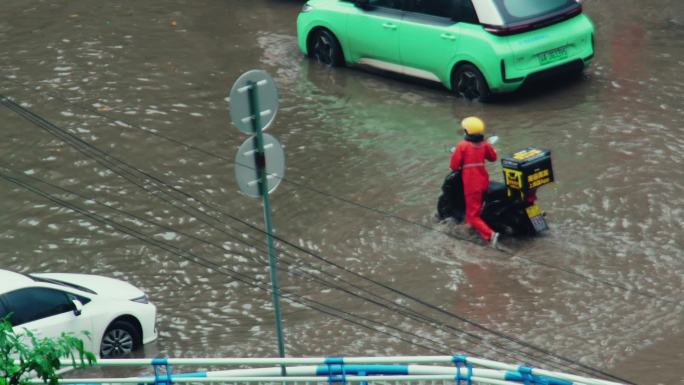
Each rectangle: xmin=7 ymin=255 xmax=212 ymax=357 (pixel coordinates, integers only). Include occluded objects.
xmin=0 ymin=317 xmax=95 ymax=385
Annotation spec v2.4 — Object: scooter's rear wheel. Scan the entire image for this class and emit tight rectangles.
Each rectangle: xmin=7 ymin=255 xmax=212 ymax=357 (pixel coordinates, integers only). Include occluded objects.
xmin=505 ymin=207 xmax=536 ymax=236
xmin=483 ymin=205 xmax=535 ymax=236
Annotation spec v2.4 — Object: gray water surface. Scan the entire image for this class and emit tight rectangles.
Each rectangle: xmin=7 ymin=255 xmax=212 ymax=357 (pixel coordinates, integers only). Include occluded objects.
xmin=1 ymin=1 xmax=683 ymax=384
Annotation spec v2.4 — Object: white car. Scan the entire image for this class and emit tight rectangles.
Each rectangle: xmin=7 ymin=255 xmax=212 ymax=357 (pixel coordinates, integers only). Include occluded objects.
xmin=0 ymin=269 xmax=157 ymax=357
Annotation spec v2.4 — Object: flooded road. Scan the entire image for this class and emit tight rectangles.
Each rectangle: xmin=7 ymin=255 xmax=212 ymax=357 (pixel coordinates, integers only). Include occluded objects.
xmin=1 ymin=1 xmax=683 ymax=384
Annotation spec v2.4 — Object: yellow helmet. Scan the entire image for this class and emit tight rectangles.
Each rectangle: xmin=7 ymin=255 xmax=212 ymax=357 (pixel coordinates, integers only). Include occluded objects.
xmin=461 ymin=116 xmax=485 ymax=135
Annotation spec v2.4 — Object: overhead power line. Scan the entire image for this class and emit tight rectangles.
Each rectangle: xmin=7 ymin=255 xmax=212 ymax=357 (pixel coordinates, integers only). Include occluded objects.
xmin=1 ymin=168 xmax=592 ymax=376
xmin=2 ymin=93 xmax=678 ymax=313
xmin=0 ymin=170 xmax=457 ymax=356
xmin=2 ymin=80 xmax=681 ymax=311
xmin=0 ymin=95 xmax=637 ymax=384
xmin=1 ymin=168 xmax=634 ymax=383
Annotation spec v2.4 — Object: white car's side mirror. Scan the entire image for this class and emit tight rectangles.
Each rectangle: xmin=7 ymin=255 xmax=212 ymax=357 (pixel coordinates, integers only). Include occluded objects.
xmin=72 ymin=299 xmax=83 ymax=316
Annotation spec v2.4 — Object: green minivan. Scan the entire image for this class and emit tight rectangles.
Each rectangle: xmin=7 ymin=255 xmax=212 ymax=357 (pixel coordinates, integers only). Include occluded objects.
xmin=297 ymin=0 xmax=594 ymax=100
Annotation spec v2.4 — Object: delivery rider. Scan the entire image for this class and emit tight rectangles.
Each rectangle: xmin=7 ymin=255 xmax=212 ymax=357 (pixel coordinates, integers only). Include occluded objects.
xmin=449 ymin=116 xmax=499 ymax=247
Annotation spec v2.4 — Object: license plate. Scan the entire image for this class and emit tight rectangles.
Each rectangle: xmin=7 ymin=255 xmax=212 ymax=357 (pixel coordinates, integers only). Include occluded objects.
xmin=526 ymin=204 xmax=542 ymax=218
xmin=526 ymin=204 xmax=548 ymax=232
xmin=538 ymin=46 xmax=568 ymax=65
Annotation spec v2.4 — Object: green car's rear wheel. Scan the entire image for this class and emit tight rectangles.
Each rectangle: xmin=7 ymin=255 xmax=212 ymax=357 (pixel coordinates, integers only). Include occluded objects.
xmin=309 ymin=29 xmax=345 ymax=67
xmin=452 ymin=63 xmax=490 ymax=102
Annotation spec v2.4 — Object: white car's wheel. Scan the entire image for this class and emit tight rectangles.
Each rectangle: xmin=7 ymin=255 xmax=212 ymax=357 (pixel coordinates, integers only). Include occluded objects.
xmin=100 ymin=320 xmax=140 ymax=357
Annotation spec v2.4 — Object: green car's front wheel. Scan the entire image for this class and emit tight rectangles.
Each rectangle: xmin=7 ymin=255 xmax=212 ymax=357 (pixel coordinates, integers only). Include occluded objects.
xmin=452 ymin=63 xmax=490 ymax=102
xmin=309 ymin=29 xmax=345 ymax=67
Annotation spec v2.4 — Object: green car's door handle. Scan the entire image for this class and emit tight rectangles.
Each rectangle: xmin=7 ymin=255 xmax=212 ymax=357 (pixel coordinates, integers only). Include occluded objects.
xmin=440 ymin=33 xmax=456 ymax=41
xmin=382 ymin=22 xmax=397 ymax=30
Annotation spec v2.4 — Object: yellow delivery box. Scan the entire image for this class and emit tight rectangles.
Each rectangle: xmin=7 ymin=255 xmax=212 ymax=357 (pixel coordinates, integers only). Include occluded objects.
xmin=502 ymin=147 xmax=554 ymax=200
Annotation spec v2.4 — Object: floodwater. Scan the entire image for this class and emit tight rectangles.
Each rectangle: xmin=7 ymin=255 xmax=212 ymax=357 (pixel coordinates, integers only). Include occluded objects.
xmin=1 ymin=1 xmax=683 ymax=384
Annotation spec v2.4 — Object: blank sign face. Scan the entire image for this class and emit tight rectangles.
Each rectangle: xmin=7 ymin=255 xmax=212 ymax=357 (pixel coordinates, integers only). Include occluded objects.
xmin=235 ymin=133 xmax=285 ymax=198
xmin=229 ymin=70 xmax=279 ymax=134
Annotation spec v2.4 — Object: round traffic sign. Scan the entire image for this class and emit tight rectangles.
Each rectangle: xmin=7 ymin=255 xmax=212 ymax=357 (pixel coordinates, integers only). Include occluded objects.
xmin=229 ymin=70 xmax=279 ymax=134
xmin=235 ymin=133 xmax=285 ymax=198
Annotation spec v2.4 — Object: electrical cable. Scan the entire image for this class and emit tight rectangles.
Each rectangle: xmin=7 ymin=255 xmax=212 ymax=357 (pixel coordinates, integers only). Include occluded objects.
xmin=0 ymin=77 xmax=494 ymax=250
xmin=0 ymin=97 xmax=640 ymax=382
xmin=1 ymin=168 xmax=635 ymax=384
xmin=0 ymin=170 xmax=456 ymax=357
xmin=2 ymin=80 xmax=681 ymax=311
xmin=1 ymin=168 xmax=582 ymax=375
xmin=0 ymin=95 xmax=637 ymax=384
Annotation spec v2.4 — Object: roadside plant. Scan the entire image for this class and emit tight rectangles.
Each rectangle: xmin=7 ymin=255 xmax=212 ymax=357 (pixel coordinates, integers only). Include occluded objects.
xmin=0 ymin=317 xmax=96 ymax=385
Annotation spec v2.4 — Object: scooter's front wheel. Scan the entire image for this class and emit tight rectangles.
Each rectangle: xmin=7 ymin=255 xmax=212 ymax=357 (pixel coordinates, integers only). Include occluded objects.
xmin=437 ymin=194 xmax=465 ymax=222
xmin=436 ymin=194 xmax=451 ymax=220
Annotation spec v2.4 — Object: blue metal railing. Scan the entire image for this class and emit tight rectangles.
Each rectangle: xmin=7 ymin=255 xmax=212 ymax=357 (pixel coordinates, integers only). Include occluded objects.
xmin=38 ymin=356 xmax=624 ymax=385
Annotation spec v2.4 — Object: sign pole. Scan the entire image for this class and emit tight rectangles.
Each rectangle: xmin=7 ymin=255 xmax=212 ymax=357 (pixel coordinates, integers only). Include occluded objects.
xmin=246 ymin=80 xmax=287 ymax=369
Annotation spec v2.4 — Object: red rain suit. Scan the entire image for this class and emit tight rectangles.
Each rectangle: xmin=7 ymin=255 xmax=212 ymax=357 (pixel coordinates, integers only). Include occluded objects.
xmin=449 ymin=139 xmax=498 ymax=241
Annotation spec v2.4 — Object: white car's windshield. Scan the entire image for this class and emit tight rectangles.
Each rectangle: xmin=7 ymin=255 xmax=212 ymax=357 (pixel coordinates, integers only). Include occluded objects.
xmin=474 ymin=0 xmax=579 ymax=26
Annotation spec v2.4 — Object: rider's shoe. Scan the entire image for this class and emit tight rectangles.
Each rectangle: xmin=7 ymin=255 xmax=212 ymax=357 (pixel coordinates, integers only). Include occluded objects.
xmin=490 ymin=232 xmax=500 ymax=248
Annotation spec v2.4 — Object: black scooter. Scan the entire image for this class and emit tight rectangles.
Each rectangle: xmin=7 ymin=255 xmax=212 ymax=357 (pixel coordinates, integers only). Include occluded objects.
xmin=436 ymin=147 xmax=553 ymax=237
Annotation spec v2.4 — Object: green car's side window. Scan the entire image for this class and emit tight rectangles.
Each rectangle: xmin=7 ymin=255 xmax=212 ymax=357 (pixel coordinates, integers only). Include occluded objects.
xmin=368 ymin=0 xmax=406 ymax=10
xmin=453 ymin=0 xmax=478 ymax=23
xmin=407 ymin=0 xmax=452 ymax=18
xmin=405 ymin=0 xmax=479 ymax=23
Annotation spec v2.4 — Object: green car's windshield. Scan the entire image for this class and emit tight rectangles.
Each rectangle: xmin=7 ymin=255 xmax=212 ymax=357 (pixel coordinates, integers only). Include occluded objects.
xmin=492 ymin=0 xmax=579 ymax=24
